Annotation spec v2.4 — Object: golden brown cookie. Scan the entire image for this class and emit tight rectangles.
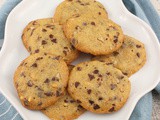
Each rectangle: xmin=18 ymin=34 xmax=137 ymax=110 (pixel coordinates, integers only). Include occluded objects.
xmin=14 ymin=53 xmax=69 ymax=110
xmin=22 ymin=18 xmax=79 ymax=64
xmin=63 ymin=16 xmax=124 ymax=55
xmin=54 ymin=0 xmax=108 ymax=25
xmin=92 ymin=35 xmax=146 ymax=77
xmin=68 ymin=61 xmax=131 ymax=113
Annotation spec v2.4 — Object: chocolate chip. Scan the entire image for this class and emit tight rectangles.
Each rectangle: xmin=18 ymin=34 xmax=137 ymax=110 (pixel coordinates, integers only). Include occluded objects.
xmin=77 ymin=67 xmax=82 ymax=71
xmin=75 ymin=26 xmax=79 ymax=30
xmin=24 ymin=98 xmax=29 ymax=106
xmin=37 ymin=102 xmax=42 ymax=106
xmin=52 ymin=77 xmax=59 ymax=81
xmin=113 ymin=37 xmax=118 ymax=43
xmin=30 ymin=29 xmax=35 ymax=36
xmin=112 ymin=104 xmax=116 ymax=106
xmin=106 ymin=63 xmax=113 ymax=65
xmin=119 ymin=76 xmax=124 ymax=79
xmin=20 ymin=72 xmax=26 ymax=77
xmin=35 ymin=49 xmax=39 ymax=53
xmin=36 ymin=57 xmax=43 ymax=61
xmin=89 ymin=100 xmax=94 ymax=105
xmin=87 ymin=89 xmax=92 ymax=94
xmin=110 ymin=84 xmax=117 ymax=90
xmin=32 ymin=21 xmax=38 ymax=25
xmin=136 ymin=52 xmax=140 ymax=58
xmin=106 ymin=72 xmax=111 ymax=75
xmin=98 ymin=97 xmax=103 ymax=101
xmin=44 ymin=78 xmax=50 ymax=83
xmin=98 ymin=12 xmax=101 ymax=15
xmin=63 ymin=50 xmax=67 ymax=56
xmin=42 ymin=108 xmax=46 ymax=111
xmin=53 ymin=56 xmax=61 ymax=60
xmin=93 ymin=104 xmax=100 ymax=110
xmin=136 ymin=45 xmax=141 ymax=48
xmin=109 ymin=107 xmax=115 ymax=112
xmin=77 ymin=100 xmax=82 ymax=103
xmin=44 ymin=92 xmax=53 ymax=96
xmin=71 ymin=39 xmax=77 ymax=46
xmin=51 ymin=38 xmax=57 ymax=43
xmin=91 ymin=22 xmax=96 ymax=26
xmin=49 ymin=34 xmax=53 ymax=38
xmin=64 ymin=47 xmax=68 ymax=49
xmin=70 ymin=100 xmax=75 ymax=103
xmin=42 ymin=29 xmax=47 ymax=32
xmin=88 ymin=74 xmax=95 ymax=80
xmin=64 ymin=99 xmax=68 ymax=103
xmin=56 ymin=91 xmax=60 ymax=97
xmin=113 ymin=51 xmax=119 ymax=56
xmin=31 ymin=63 xmax=37 ymax=67
xmin=45 ymin=25 xmax=55 ymax=29
xmin=93 ymin=70 xmax=99 ymax=74
xmin=27 ymin=80 xmax=33 ymax=87
xmin=83 ymin=22 xmax=87 ymax=26
xmin=75 ymin=82 xmax=80 ymax=88
xmin=80 ymin=3 xmax=84 ymax=5
xmin=77 ymin=105 xmax=83 ymax=110
xmin=123 ymin=72 xmax=128 ymax=76
xmin=42 ymin=40 xmax=47 ymax=45
xmin=98 ymin=74 xmax=103 ymax=78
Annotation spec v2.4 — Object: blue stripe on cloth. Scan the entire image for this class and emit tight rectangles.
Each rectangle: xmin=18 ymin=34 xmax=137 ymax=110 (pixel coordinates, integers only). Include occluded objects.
xmin=0 ymin=0 xmax=22 ymax=39
xmin=13 ymin=114 xmax=23 ymax=120
xmin=130 ymin=92 xmax=153 ymax=120
xmin=0 ymin=99 xmax=11 ymax=115
xmin=0 ymin=94 xmax=5 ymax=103
xmin=135 ymin=0 xmax=160 ymax=40
xmin=0 ymin=94 xmax=23 ymax=120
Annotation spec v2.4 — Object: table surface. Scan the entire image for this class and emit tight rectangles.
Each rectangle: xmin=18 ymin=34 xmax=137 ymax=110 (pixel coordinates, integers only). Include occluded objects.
xmin=0 ymin=0 xmax=159 ymax=120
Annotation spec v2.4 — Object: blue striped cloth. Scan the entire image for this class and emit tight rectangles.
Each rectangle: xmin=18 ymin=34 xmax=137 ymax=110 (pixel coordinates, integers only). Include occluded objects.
xmin=0 ymin=0 xmax=160 ymax=120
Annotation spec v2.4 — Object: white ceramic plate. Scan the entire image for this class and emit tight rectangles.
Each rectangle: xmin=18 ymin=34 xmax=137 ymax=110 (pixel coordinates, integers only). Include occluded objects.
xmin=0 ymin=0 xmax=160 ymax=120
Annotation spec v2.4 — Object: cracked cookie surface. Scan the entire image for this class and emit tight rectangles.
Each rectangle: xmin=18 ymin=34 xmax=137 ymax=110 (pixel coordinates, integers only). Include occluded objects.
xmin=68 ymin=61 xmax=131 ymax=113
xmin=14 ymin=53 xmax=69 ymax=110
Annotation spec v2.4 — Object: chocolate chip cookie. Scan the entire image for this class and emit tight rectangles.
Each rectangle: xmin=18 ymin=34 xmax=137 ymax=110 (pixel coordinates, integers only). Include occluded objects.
xmin=54 ymin=0 xmax=108 ymax=25
xmin=63 ymin=16 xmax=124 ymax=55
xmin=22 ymin=18 xmax=79 ymax=64
xmin=42 ymin=92 xmax=85 ymax=120
xmin=68 ymin=61 xmax=131 ymax=113
xmin=14 ymin=53 xmax=69 ymax=110
xmin=92 ymin=35 xmax=146 ymax=77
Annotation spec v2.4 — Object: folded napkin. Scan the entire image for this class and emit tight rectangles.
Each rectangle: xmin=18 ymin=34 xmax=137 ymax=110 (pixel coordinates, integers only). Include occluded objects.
xmin=0 ymin=0 xmax=160 ymax=120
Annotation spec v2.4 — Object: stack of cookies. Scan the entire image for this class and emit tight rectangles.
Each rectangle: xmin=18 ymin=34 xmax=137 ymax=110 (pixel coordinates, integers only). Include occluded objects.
xmin=14 ymin=0 xmax=147 ymax=120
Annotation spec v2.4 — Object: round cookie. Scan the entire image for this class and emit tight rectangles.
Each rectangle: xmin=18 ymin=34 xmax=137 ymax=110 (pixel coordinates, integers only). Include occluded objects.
xmin=54 ymin=0 xmax=108 ymax=25
xmin=63 ymin=16 xmax=124 ymax=55
xmin=14 ymin=53 xmax=69 ymax=110
xmin=92 ymin=35 xmax=146 ymax=77
xmin=68 ymin=61 xmax=131 ymax=113
xmin=22 ymin=18 xmax=79 ymax=64
xmin=41 ymin=92 xmax=86 ymax=120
